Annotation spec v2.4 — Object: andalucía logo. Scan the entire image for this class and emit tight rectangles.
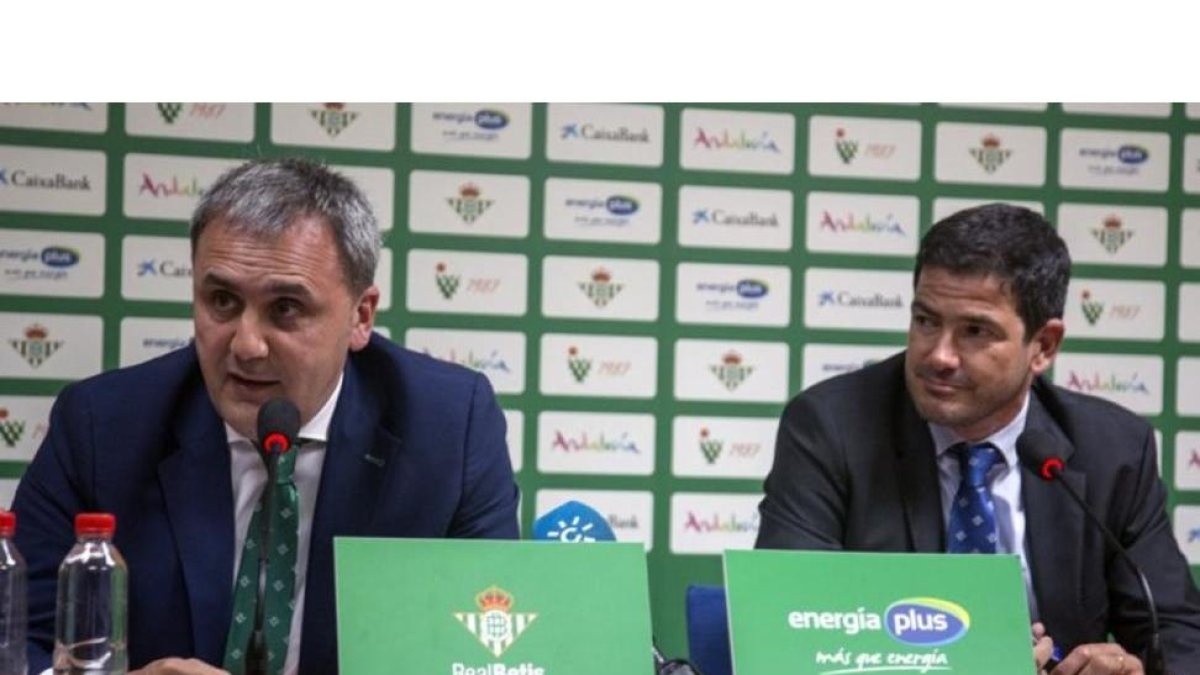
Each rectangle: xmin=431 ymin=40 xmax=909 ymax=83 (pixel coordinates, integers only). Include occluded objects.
xmin=788 ymin=597 xmax=970 ymax=648
xmin=453 ymin=586 xmax=537 ymax=658
xmin=699 ymin=427 xmax=722 ymax=464
xmin=693 ymin=128 xmax=781 ymax=153
xmin=139 ymin=173 xmax=205 ymax=198
xmin=819 ymin=211 xmax=906 ymax=236
xmin=0 ymin=408 xmax=24 ymax=448
xmin=435 ymin=262 xmax=461 ymax=299
xmin=9 ymin=324 xmax=62 ymax=369
xmin=969 ymin=134 xmax=1011 ymax=174
xmin=437 ymin=348 xmax=511 ymax=375
xmin=550 ymin=430 xmax=641 ymax=454
xmin=578 ymin=267 xmax=623 ymax=308
xmin=710 ymin=350 xmax=753 ymax=392
xmin=1080 ymin=290 xmax=1104 ymax=325
xmin=1065 ymin=371 xmax=1150 ymax=395
xmin=566 ymin=346 xmax=592 ymax=383
xmin=834 ymin=128 xmax=858 ymax=163
xmin=309 ymin=103 xmax=358 ymax=138
xmin=560 ymin=123 xmax=650 ymax=143
xmin=0 ymin=167 xmax=91 ymax=191
xmin=1092 ymin=215 xmax=1134 ymax=254
xmin=447 ymin=183 xmax=493 ymax=224
xmin=683 ymin=510 xmax=758 ymax=533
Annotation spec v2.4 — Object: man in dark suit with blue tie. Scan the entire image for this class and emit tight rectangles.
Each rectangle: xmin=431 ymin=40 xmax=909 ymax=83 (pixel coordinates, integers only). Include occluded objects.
xmin=757 ymin=204 xmax=1200 ymax=675
xmin=13 ymin=158 xmax=520 ymax=674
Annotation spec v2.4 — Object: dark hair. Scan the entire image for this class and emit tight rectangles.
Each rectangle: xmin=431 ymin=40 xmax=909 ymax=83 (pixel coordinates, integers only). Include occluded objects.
xmin=914 ymin=203 xmax=1070 ymax=339
xmin=190 ymin=158 xmax=380 ymax=294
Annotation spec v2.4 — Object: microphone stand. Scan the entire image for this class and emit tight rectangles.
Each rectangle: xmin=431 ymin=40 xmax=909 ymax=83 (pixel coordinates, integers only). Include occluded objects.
xmin=1043 ymin=464 xmax=1166 ymax=675
xmin=247 ymin=449 xmax=280 ymax=675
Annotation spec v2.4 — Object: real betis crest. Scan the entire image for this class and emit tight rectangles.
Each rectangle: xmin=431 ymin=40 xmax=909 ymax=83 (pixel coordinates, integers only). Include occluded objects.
xmin=1080 ymin=289 xmax=1104 ymax=326
xmin=1092 ymin=215 xmax=1133 ymax=255
xmin=969 ymin=134 xmax=1011 ymax=174
xmin=0 ymin=408 xmax=24 ymax=449
xmin=447 ymin=183 xmax=493 ymax=224
xmin=9 ymin=324 xmax=62 ymax=369
xmin=567 ymin=346 xmax=592 ymax=383
xmin=156 ymin=103 xmax=183 ymax=124
xmin=699 ymin=427 xmax=722 ymax=464
xmin=435 ymin=262 xmax=461 ymax=300
xmin=834 ymin=127 xmax=858 ymax=164
xmin=710 ymin=350 xmax=753 ymax=392
xmin=310 ymin=103 xmax=359 ymax=138
xmin=453 ymin=586 xmax=537 ymax=658
xmin=578 ymin=267 xmax=623 ymax=308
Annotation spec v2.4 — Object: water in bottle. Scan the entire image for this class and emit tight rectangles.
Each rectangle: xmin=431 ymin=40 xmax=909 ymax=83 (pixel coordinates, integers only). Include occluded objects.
xmin=54 ymin=513 xmax=127 ymax=674
xmin=0 ymin=510 xmax=27 ymax=675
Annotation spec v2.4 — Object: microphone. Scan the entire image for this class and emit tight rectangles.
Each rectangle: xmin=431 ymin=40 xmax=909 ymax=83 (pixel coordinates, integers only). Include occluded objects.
xmin=247 ymin=398 xmax=301 ymax=675
xmin=532 ymin=500 xmax=704 ymax=674
xmin=1016 ymin=429 xmax=1167 ymax=675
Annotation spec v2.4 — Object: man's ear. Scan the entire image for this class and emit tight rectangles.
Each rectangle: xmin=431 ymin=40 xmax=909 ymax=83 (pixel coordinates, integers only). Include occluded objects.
xmin=348 ymin=285 xmax=380 ymax=352
xmin=1029 ymin=318 xmax=1065 ymax=376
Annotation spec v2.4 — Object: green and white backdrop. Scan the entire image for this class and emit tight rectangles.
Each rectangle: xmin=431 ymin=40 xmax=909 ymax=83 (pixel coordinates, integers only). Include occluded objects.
xmin=1 ymin=102 xmax=1198 ymax=655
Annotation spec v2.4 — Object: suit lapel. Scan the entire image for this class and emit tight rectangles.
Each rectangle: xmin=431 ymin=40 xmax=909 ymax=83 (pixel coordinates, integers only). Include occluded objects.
xmin=299 ymin=360 xmax=403 ymax=671
xmin=1021 ymin=393 xmax=1085 ymax=630
xmin=157 ymin=384 xmax=234 ymax=663
xmin=897 ymin=390 xmax=944 ymax=552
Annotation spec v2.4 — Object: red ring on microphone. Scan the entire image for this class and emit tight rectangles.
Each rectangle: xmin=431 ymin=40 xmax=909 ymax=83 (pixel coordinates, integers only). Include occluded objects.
xmin=263 ymin=432 xmax=291 ymax=455
xmin=1040 ymin=457 xmax=1065 ymax=481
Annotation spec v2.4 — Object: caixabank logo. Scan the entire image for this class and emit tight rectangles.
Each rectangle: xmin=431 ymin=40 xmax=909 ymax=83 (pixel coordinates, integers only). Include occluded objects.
xmin=546 ymin=103 xmax=663 ymax=167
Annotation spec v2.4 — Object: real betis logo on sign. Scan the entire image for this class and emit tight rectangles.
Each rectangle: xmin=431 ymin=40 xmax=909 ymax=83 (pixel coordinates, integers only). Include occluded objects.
xmin=1080 ymin=289 xmax=1104 ymax=325
xmin=310 ymin=103 xmax=358 ymax=138
xmin=435 ymin=262 xmax=461 ymax=300
xmin=447 ymin=183 xmax=493 ymax=224
xmin=9 ymin=324 xmax=62 ymax=369
xmin=834 ymin=127 xmax=858 ymax=164
xmin=566 ymin=346 xmax=592 ymax=383
xmin=156 ymin=103 xmax=184 ymax=124
xmin=970 ymin=134 xmax=1011 ymax=174
xmin=710 ymin=350 xmax=753 ymax=392
xmin=578 ymin=267 xmax=623 ymax=308
xmin=0 ymin=408 xmax=24 ymax=449
xmin=453 ymin=586 xmax=537 ymax=658
xmin=1092 ymin=215 xmax=1134 ymax=254
xmin=699 ymin=427 xmax=723 ymax=464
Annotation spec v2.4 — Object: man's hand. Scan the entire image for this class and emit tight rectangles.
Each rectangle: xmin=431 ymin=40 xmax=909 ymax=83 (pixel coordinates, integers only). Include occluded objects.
xmin=1050 ymin=643 xmax=1143 ymax=675
xmin=1033 ymin=622 xmax=1055 ymax=673
xmin=130 ymin=658 xmax=230 ymax=675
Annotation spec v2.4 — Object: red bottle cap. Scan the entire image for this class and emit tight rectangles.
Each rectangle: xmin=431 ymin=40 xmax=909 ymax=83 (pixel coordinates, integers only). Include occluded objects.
xmin=0 ymin=511 xmax=14 ymax=537
xmin=75 ymin=513 xmax=116 ymax=536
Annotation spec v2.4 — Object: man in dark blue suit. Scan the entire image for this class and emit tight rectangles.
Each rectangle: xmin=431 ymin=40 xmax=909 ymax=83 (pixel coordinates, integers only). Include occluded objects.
xmin=13 ymin=159 xmax=520 ymax=674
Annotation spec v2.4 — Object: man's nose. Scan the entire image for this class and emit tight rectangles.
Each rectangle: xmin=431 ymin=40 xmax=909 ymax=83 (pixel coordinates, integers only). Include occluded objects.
xmin=230 ymin=313 xmax=269 ymax=361
xmin=926 ymin=329 xmax=959 ymax=371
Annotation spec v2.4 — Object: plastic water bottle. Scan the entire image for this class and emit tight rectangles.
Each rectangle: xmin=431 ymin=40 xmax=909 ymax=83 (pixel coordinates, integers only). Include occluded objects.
xmin=54 ymin=513 xmax=127 ymax=674
xmin=0 ymin=510 xmax=27 ymax=674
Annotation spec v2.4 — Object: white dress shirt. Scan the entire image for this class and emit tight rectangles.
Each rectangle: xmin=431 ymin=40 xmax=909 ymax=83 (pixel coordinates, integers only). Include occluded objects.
xmin=929 ymin=391 xmax=1040 ymax=619
xmin=226 ymin=375 xmax=340 ymax=675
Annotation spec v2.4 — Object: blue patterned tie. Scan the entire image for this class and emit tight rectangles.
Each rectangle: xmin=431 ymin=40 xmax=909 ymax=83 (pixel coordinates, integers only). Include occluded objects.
xmin=947 ymin=442 xmax=1002 ymax=554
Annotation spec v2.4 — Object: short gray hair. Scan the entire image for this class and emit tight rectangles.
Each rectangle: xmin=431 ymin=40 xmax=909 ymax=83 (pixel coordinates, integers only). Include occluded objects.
xmin=190 ymin=158 xmax=381 ymax=294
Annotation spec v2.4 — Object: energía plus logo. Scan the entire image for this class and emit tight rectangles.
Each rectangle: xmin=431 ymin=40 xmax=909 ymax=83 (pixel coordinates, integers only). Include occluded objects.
xmin=884 ymin=598 xmax=970 ymax=647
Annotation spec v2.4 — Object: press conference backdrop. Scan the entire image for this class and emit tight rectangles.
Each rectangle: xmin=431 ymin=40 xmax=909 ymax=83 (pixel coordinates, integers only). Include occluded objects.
xmin=1 ymin=102 xmax=1199 ymax=656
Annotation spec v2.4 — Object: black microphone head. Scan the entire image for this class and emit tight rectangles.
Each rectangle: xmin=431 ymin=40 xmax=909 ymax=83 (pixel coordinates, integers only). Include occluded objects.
xmin=1016 ymin=428 xmax=1066 ymax=481
xmin=257 ymin=398 xmax=300 ymax=455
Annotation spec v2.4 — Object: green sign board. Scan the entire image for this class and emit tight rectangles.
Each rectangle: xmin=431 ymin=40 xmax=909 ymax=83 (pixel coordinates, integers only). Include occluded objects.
xmin=724 ymin=549 xmax=1034 ymax=675
xmin=335 ymin=538 xmax=653 ymax=674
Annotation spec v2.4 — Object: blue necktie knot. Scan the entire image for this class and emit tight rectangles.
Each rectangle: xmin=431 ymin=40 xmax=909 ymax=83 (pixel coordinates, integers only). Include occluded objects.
xmin=954 ymin=442 xmax=1001 ymax=487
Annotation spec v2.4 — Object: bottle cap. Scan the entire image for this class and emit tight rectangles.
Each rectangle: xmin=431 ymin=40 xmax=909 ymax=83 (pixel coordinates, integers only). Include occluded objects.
xmin=75 ymin=512 xmax=116 ymax=536
xmin=0 ymin=511 xmax=14 ymax=537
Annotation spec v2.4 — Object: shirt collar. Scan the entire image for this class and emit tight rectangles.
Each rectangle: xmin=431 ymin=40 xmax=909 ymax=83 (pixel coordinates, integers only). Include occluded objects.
xmin=224 ymin=372 xmax=344 ymax=447
xmin=929 ymin=389 xmax=1030 ymax=470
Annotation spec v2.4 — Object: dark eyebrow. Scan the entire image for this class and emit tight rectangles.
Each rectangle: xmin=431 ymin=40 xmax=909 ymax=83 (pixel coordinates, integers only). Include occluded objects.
xmin=911 ymin=300 xmax=939 ymax=316
xmin=199 ymin=271 xmax=315 ymax=301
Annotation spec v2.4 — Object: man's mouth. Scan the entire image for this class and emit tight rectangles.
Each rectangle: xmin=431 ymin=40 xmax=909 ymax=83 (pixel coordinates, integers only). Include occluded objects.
xmin=228 ymin=373 xmax=280 ymax=391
